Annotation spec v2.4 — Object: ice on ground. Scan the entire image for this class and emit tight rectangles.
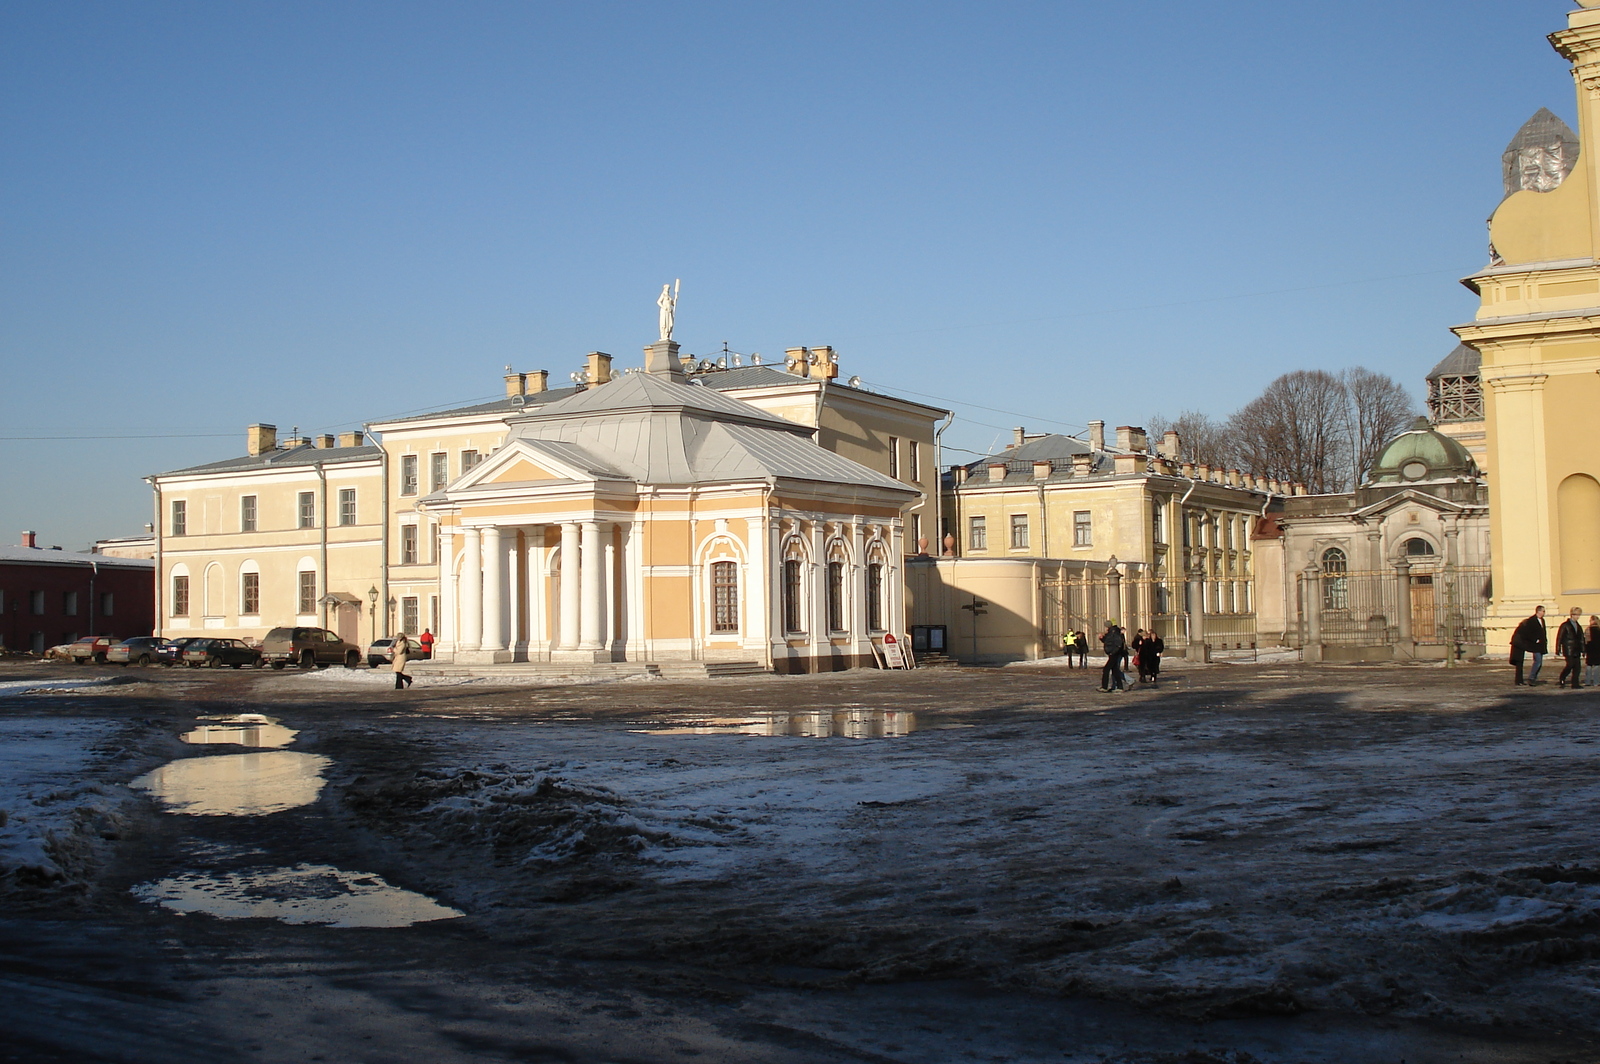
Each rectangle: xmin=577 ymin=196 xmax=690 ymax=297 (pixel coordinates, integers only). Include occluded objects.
xmin=133 ymin=862 xmax=462 ymax=927
xmin=132 ymin=751 xmax=331 ymax=816
xmin=0 ymin=717 xmax=127 ymax=883
xmin=282 ymin=668 xmax=656 ymax=688
xmin=0 ymin=676 xmax=126 ymax=695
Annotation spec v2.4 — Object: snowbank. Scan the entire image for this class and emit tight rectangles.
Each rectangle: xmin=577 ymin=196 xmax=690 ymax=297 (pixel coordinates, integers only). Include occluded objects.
xmin=281 ymin=668 xmax=656 ymax=689
xmin=0 ymin=718 xmax=129 ymax=887
xmin=0 ymin=676 xmax=130 ymax=696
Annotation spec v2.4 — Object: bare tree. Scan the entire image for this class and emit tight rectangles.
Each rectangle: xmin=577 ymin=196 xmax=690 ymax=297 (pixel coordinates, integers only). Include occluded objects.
xmin=1342 ymin=366 xmax=1418 ymax=484
xmin=1147 ymin=410 xmax=1235 ymax=469
xmin=1227 ymin=370 xmax=1352 ymax=493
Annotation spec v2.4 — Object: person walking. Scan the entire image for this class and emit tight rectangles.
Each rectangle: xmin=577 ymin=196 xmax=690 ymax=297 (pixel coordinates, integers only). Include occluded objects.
xmin=1100 ymin=621 xmax=1127 ymax=692
xmin=1131 ymin=630 xmax=1148 ymax=683
xmin=418 ymin=628 xmax=434 ymax=659
xmin=1139 ymin=630 xmax=1165 ymax=686
xmin=391 ymin=630 xmax=414 ymax=690
xmin=1587 ymin=616 xmax=1600 ymax=688
xmin=1558 ymin=607 xmax=1586 ymax=688
xmin=1074 ymin=630 xmax=1089 ymax=668
xmin=1511 ymin=605 xmax=1547 ymax=686
xmin=1062 ymin=632 xmax=1074 ymax=664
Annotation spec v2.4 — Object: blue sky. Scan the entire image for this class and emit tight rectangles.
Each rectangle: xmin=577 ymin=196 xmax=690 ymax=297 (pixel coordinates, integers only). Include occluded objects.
xmin=0 ymin=1 xmax=1581 ymax=549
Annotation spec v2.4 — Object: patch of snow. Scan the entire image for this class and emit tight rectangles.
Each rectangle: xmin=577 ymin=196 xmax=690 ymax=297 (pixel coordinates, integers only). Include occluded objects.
xmin=281 ymin=668 xmax=654 ymax=688
xmin=0 ymin=718 xmax=124 ymax=882
xmin=0 ymin=676 xmax=125 ymax=696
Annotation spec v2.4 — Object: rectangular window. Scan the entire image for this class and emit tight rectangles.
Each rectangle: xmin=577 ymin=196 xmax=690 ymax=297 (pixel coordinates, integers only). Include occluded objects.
xmin=298 ymin=491 xmax=315 ymax=529
xmin=1010 ymin=514 xmax=1029 ymax=550
xmin=402 ymin=596 xmax=419 ymax=635
xmin=30 ymin=590 xmax=45 ymax=616
xmin=400 ymin=454 xmax=419 ymax=496
xmin=63 ymin=591 xmax=78 ymax=617
xmin=172 ymin=576 xmax=189 ymax=617
xmin=912 ymin=513 xmax=922 ymax=549
xmin=100 ymin=592 xmax=113 ymax=617
xmin=241 ymin=495 xmax=257 ymax=532
xmin=339 ymin=488 xmax=356 ymax=526
xmin=171 ymin=499 xmax=187 ymax=537
xmin=888 ymin=437 xmax=900 ymax=479
xmin=401 ymin=524 xmax=419 ymax=565
xmin=968 ymin=515 xmax=987 ymax=551
xmin=782 ymin=559 xmax=803 ymax=633
xmin=826 ymin=560 xmax=845 ymax=632
xmin=298 ymin=571 xmax=317 ymax=615
xmin=909 ymin=440 xmax=920 ymax=483
xmin=1073 ymin=511 xmax=1092 ymax=547
xmin=1152 ymin=505 xmax=1165 ymax=545
xmin=712 ymin=560 xmax=739 ymax=632
xmin=866 ymin=562 xmax=884 ymax=631
xmin=461 ymin=449 xmax=480 ymax=474
xmin=242 ymin=572 xmax=260 ymax=615
xmin=430 ymin=452 xmax=448 ymax=492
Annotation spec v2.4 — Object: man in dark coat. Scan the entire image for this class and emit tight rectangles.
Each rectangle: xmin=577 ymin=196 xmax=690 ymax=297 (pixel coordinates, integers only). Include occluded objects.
xmin=1099 ymin=621 xmax=1127 ymax=692
xmin=1558 ymin=606 xmax=1586 ymax=688
xmin=1138 ymin=631 xmax=1165 ymax=686
xmin=1511 ymin=605 xmax=1547 ymax=686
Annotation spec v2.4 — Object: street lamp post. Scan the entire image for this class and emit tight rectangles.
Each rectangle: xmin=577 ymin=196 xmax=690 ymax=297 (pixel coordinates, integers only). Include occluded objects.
xmin=367 ymin=586 xmax=379 ymax=647
xmin=387 ymin=596 xmax=397 ymax=636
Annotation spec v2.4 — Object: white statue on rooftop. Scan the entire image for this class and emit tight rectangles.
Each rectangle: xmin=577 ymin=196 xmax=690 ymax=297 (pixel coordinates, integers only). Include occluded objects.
xmin=657 ymin=280 xmax=680 ymax=341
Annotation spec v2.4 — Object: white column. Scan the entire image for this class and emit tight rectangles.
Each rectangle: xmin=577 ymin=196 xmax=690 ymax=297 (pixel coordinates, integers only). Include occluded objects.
xmin=604 ymin=529 xmax=617 ymax=648
xmin=438 ymin=526 xmax=457 ymax=654
xmin=526 ymin=528 xmax=546 ymax=653
xmin=744 ymin=516 xmax=768 ymax=653
xmin=579 ymin=520 xmax=605 ymax=650
xmin=482 ymin=526 xmax=504 ymax=651
xmin=559 ymin=522 xmax=581 ymax=650
xmin=460 ymin=526 xmax=483 ymax=651
xmin=624 ymin=522 xmax=645 ymax=659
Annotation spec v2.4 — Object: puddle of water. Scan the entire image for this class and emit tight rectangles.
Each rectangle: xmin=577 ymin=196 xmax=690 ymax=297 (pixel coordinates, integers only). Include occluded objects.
xmin=131 ymin=751 xmax=331 ymax=815
xmin=638 ymin=709 xmax=915 ymax=738
xmin=132 ymin=863 xmax=463 ymax=927
xmin=182 ymin=714 xmax=298 ymax=748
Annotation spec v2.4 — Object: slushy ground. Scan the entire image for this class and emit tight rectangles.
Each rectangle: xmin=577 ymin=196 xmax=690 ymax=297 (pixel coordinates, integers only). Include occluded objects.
xmin=1 ymin=655 xmax=1596 ymax=1064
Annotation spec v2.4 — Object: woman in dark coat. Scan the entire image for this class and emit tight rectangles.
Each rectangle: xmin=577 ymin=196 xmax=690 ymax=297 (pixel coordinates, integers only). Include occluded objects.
xmin=1587 ymin=615 xmax=1600 ymax=688
xmin=1138 ymin=631 xmax=1165 ymax=686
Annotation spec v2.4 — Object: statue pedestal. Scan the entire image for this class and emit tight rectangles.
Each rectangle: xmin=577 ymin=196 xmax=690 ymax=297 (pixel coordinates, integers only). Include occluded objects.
xmin=643 ymin=339 xmax=685 ymax=381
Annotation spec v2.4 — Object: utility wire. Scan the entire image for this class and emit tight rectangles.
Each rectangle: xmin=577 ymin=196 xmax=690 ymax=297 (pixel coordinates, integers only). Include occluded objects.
xmin=0 ymin=432 xmax=238 ymax=441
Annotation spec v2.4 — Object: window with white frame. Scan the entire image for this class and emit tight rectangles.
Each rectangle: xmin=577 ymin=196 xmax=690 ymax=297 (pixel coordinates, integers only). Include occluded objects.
xmin=241 ymin=495 xmax=257 ymax=532
xmin=826 ymin=561 xmax=845 ymax=632
xmin=297 ymin=571 xmax=317 ymax=615
xmin=171 ymin=499 xmax=187 ymax=536
xmin=401 ymin=524 xmax=418 ymax=565
xmin=782 ymin=559 xmax=803 ymax=633
xmin=1073 ymin=511 xmax=1092 ymax=547
xmin=339 ymin=488 xmax=356 ymax=526
xmin=866 ymin=562 xmax=884 ymax=631
xmin=1152 ymin=505 xmax=1164 ymax=544
xmin=297 ymin=492 xmax=315 ymax=529
xmin=711 ymin=561 xmax=738 ymax=632
xmin=241 ymin=571 xmax=260 ymax=615
xmin=888 ymin=437 xmax=900 ymax=479
xmin=430 ymin=452 xmax=448 ymax=492
xmin=1010 ymin=514 xmax=1029 ymax=550
xmin=909 ymin=440 xmax=920 ymax=483
xmin=171 ymin=576 xmax=189 ymax=617
xmin=969 ymin=515 xmax=987 ymax=551
xmin=461 ymin=449 xmax=480 ymax=474
xmin=400 ymin=454 xmax=419 ymax=496
xmin=402 ymin=596 xmax=419 ymax=635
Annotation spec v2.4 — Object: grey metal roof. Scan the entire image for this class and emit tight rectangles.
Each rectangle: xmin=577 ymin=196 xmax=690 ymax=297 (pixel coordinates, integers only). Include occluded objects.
xmin=155 ymin=444 xmax=383 ymax=478
xmin=695 ymin=366 xmax=812 ymax=390
xmin=372 ymin=387 xmax=583 ymax=426
xmin=955 ymin=433 xmax=1112 ymax=483
xmin=0 ymin=546 xmax=154 ymax=570
xmin=1426 ymin=343 xmax=1481 ymax=380
xmin=517 ymin=372 xmax=804 ymax=431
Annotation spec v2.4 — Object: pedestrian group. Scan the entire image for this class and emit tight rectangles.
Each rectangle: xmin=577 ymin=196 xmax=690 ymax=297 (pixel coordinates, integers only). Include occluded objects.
xmin=1511 ymin=605 xmax=1600 ymax=688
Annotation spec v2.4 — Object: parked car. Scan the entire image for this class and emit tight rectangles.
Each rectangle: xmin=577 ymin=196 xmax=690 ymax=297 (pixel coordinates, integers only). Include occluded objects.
xmin=108 ymin=636 xmax=169 ymax=666
xmin=182 ymin=638 xmax=263 ymax=669
xmin=365 ymin=638 xmax=433 ymax=669
xmin=261 ymin=627 xmax=362 ymax=669
xmin=67 ymin=636 xmax=117 ymax=664
xmin=157 ymin=637 xmax=203 ymax=667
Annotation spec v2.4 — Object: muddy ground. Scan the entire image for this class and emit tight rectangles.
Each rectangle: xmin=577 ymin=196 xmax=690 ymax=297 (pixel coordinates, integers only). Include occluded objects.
xmin=2 ymin=656 xmax=1599 ymax=1063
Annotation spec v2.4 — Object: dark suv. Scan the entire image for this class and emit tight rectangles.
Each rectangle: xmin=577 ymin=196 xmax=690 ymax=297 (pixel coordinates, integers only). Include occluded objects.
xmin=261 ymin=627 xmax=362 ymax=670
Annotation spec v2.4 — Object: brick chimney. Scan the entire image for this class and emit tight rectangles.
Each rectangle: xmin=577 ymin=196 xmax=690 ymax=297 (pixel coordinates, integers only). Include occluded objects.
xmin=524 ymin=370 xmax=548 ymax=394
xmin=337 ymin=431 xmax=365 ymax=448
xmin=1011 ymin=427 xmax=1027 ymax=449
xmin=785 ymin=347 xmax=809 ymax=376
xmin=1159 ymin=430 xmax=1181 ymax=460
xmin=246 ymin=424 xmax=277 ymax=456
xmin=586 ymin=352 xmax=613 ymax=385
xmin=1032 ymin=459 xmax=1052 ymax=480
xmin=808 ymin=346 xmax=839 ymax=381
xmin=987 ymin=463 xmax=1007 ymax=483
xmin=505 ymin=370 xmax=526 ymax=398
xmin=21 ymin=530 xmax=37 ymax=548
xmin=1115 ymin=426 xmax=1148 ymax=452
xmin=1088 ymin=420 xmax=1105 ymax=452
xmin=315 ymin=434 xmax=336 ymax=449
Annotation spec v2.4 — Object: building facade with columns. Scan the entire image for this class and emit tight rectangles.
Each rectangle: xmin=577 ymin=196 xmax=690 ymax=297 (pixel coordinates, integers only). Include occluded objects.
xmin=1453 ymin=5 xmax=1600 ymax=651
xmin=418 ymin=341 xmax=921 ymax=672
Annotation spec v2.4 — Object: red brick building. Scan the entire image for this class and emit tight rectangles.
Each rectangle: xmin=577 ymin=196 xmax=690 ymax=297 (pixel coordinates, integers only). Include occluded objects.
xmin=1 ymin=536 xmax=155 ymax=654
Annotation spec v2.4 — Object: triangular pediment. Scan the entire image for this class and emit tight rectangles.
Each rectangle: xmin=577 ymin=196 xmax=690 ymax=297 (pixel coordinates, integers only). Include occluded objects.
xmin=1351 ymin=487 xmax=1471 ymax=521
xmin=484 ymin=458 xmax=559 ymax=484
xmin=445 ymin=438 xmax=624 ymax=495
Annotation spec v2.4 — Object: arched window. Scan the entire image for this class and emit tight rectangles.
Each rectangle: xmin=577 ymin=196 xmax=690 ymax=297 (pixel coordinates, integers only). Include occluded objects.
xmin=866 ymin=562 xmax=884 ymax=631
xmin=1321 ymin=547 xmax=1348 ymax=611
xmin=826 ymin=561 xmax=845 ymax=632
xmin=1404 ymin=537 xmax=1434 ymax=557
xmin=711 ymin=561 xmax=738 ymax=632
xmin=782 ymin=559 xmax=803 ymax=633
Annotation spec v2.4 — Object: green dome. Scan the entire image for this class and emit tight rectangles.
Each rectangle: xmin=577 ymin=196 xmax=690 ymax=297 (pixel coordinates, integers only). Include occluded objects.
xmin=1367 ymin=417 xmax=1477 ymax=484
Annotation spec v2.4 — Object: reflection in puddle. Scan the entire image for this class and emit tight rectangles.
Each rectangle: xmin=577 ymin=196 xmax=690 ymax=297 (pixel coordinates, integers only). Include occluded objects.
xmin=131 ymin=751 xmax=330 ymax=815
xmin=639 ymin=709 xmax=915 ymax=738
xmin=133 ymin=863 xmax=463 ymax=927
xmin=182 ymin=714 xmax=297 ymax=748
